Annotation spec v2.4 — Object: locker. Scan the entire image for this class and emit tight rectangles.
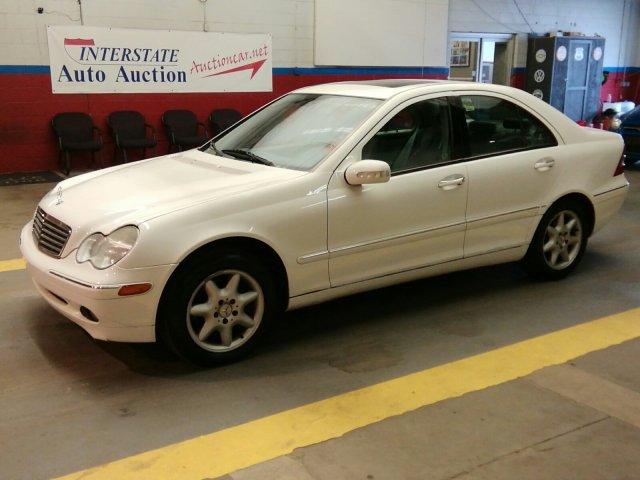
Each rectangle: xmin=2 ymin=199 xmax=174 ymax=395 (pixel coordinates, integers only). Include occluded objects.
xmin=525 ymin=36 xmax=605 ymax=122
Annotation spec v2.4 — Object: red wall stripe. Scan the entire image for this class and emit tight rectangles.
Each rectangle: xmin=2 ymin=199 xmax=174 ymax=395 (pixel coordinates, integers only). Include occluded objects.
xmin=1 ymin=68 xmax=638 ymax=174
xmin=0 ymin=71 xmax=446 ymax=173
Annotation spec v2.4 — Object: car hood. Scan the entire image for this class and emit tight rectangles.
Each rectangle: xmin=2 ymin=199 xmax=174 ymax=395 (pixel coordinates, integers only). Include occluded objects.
xmin=38 ymin=149 xmax=305 ymax=234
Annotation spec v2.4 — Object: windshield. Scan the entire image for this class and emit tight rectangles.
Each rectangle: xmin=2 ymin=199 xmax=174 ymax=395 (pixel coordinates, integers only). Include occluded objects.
xmin=205 ymin=93 xmax=382 ymax=171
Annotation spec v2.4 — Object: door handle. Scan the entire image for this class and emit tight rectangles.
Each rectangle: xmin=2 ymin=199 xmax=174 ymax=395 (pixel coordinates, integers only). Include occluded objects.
xmin=438 ymin=174 xmax=465 ymax=190
xmin=534 ymin=157 xmax=555 ymax=171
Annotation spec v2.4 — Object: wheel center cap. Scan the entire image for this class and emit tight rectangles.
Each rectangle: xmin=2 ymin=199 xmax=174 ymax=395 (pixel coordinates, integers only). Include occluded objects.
xmin=219 ymin=303 xmax=233 ymax=318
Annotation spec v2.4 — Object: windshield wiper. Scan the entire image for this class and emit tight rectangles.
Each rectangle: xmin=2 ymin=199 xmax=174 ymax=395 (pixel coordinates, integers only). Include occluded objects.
xmin=200 ymin=140 xmax=224 ymax=156
xmin=222 ymin=149 xmax=274 ymax=166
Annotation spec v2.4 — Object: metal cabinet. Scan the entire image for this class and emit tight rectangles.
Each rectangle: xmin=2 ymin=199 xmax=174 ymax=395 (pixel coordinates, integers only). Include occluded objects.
xmin=525 ymin=36 xmax=605 ymax=122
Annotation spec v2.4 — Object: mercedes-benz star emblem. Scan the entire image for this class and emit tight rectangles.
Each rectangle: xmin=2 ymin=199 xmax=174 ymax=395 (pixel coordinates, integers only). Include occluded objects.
xmin=55 ymin=186 xmax=63 ymax=205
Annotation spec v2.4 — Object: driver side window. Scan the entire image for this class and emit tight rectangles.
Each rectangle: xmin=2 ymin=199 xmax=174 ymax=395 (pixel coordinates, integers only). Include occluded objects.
xmin=362 ymin=98 xmax=451 ymax=173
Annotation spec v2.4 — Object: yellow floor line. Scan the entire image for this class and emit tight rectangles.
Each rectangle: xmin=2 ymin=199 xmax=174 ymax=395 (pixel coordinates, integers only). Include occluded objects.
xmin=54 ymin=307 xmax=640 ymax=480
xmin=0 ymin=258 xmax=26 ymax=273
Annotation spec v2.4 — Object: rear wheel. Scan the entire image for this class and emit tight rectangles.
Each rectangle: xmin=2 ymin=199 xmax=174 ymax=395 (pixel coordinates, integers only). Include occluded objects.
xmin=158 ymin=248 xmax=278 ymax=365
xmin=521 ymin=200 xmax=589 ymax=280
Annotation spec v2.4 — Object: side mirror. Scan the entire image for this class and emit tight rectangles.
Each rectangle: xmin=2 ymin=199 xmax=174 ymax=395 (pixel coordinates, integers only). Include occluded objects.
xmin=344 ymin=159 xmax=391 ymax=186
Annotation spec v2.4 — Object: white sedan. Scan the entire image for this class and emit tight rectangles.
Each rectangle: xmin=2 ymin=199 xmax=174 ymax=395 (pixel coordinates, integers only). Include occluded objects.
xmin=21 ymin=80 xmax=629 ymax=364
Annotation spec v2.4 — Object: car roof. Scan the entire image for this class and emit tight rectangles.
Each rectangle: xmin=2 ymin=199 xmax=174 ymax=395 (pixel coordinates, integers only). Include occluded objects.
xmin=294 ymin=79 xmax=467 ymax=99
xmin=293 ymin=79 xmax=586 ymax=145
xmin=294 ymin=79 xmax=521 ymax=100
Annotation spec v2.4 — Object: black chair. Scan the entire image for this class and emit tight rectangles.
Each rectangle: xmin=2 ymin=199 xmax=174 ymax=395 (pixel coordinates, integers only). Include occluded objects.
xmin=209 ymin=108 xmax=242 ymax=136
xmin=162 ymin=110 xmax=209 ymax=152
xmin=51 ymin=113 xmax=103 ymax=175
xmin=108 ymin=110 xmax=157 ymax=162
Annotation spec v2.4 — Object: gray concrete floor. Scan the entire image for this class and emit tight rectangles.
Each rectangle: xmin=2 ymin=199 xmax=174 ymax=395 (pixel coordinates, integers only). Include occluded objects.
xmin=0 ymin=172 xmax=639 ymax=480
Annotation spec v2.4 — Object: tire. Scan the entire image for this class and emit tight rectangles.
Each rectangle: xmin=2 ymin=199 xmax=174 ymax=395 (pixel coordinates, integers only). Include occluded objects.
xmin=521 ymin=199 xmax=590 ymax=280
xmin=157 ymin=247 xmax=278 ymax=366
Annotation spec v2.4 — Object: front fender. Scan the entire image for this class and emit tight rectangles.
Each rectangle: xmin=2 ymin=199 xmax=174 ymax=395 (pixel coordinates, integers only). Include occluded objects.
xmin=119 ymin=172 xmax=331 ymax=297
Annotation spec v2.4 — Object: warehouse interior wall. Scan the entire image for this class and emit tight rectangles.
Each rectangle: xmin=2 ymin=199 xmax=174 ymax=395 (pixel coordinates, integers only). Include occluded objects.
xmin=1 ymin=0 xmax=639 ymax=173
xmin=449 ymin=42 xmax=479 ymax=81
xmin=0 ymin=0 xmax=450 ymax=173
xmin=492 ymin=42 xmax=510 ymax=85
xmin=314 ymin=0 xmax=449 ymax=67
xmin=449 ymin=0 xmax=640 ymax=99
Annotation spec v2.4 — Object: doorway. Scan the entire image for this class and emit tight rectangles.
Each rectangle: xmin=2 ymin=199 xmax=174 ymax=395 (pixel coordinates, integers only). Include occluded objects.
xmin=448 ymin=34 xmax=513 ymax=86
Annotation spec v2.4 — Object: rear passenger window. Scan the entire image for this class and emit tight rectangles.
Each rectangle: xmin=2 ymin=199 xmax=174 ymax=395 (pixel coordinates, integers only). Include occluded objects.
xmin=460 ymin=95 xmax=557 ymax=157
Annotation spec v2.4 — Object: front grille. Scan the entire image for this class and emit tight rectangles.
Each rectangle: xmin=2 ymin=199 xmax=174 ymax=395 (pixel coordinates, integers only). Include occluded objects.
xmin=32 ymin=207 xmax=72 ymax=258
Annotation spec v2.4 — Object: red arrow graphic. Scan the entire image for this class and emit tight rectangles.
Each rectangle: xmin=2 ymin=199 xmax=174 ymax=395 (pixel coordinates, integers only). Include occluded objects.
xmin=64 ymin=38 xmax=95 ymax=46
xmin=204 ymin=59 xmax=267 ymax=80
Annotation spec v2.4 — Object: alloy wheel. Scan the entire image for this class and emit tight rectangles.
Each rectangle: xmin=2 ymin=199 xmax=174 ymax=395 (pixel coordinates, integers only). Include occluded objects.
xmin=186 ymin=269 xmax=264 ymax=352
xmin=542 ymin=210 xmax=583 ymax=270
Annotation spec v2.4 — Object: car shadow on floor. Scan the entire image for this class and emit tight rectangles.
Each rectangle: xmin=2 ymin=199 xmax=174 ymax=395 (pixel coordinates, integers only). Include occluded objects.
xmin=30 ymin=262 xmax=517 ymax=369
xmin=26 ymin=247 xmax=623 ymax=380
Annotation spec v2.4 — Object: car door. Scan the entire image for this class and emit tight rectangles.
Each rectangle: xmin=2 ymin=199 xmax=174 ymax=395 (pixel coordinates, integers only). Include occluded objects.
xmin=327 ymin=96 xmax=469 ymax=287
xmin=451 ymin=93 xmax=562 ymax=257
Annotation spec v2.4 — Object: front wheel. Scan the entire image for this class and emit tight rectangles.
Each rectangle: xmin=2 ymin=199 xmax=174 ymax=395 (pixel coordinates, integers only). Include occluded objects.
xmin=158 ymin=249 xmax=277 ymax=365
xmin=521 ymin=201 xmax=589 ymax=280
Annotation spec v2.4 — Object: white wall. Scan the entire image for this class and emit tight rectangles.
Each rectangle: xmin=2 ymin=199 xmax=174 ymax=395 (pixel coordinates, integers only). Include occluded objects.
xmin=1 ymin=0 xmax=639 ymax=68
xmin=449 ymin=0 xmax=640 ymax=67
xmin=0 ymin=0 xmax=314 ymax=67
xmin=315 ymin=0 xmax=449 ymax=67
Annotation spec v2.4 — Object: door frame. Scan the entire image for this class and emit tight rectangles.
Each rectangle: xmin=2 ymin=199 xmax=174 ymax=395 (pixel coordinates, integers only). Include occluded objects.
xmin=443 ymin=90 xmax=563 ymax=257
xmin=326 ymin=92 xmax=469 ymax=286
xmin=448 ymin=32 xmax=515 ymax=84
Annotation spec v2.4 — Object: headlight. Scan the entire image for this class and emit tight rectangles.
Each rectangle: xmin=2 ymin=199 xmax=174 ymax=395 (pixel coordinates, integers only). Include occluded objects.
xmin=610 ymin=117 xmax=622 ymax=130
xmin=76 ymin=226 xmax=139 ymax=269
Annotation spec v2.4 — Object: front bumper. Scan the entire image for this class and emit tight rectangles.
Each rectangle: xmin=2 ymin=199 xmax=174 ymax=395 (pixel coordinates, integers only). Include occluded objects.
xmin=20 ymin=222 xmax=176 ymax=342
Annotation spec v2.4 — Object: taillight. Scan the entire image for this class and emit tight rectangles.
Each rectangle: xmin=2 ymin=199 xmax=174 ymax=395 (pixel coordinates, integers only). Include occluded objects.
xmin=614 ymin=154 xmax=626 ymax=176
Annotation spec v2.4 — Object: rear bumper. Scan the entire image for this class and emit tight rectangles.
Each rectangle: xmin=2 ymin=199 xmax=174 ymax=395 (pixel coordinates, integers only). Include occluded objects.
xmin=20 ymin=222 xmax=176 ymax=342
xmin=621 ymin=132 xmax=640 ymax=163
xmin=593 ymin=183 xmax=629 ymax=234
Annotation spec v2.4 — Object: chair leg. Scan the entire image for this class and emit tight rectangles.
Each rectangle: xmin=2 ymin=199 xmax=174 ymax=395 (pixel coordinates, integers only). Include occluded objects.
xmin=64 ymin=151 xmax=71 ymax=176
xmin=98 ymin=149 xmax=104 ymax=169
xmin=114 ymin=144 xmax=118 ymax=163
xmin=123 ymin=148 xmax=128 ymax=163
xmin=58 ymin=150 xmax=63 ymax=172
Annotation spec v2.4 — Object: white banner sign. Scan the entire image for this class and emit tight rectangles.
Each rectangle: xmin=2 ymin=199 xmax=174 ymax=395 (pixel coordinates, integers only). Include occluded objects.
xmin=47 ymin=25 xmax=272 ymax=94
